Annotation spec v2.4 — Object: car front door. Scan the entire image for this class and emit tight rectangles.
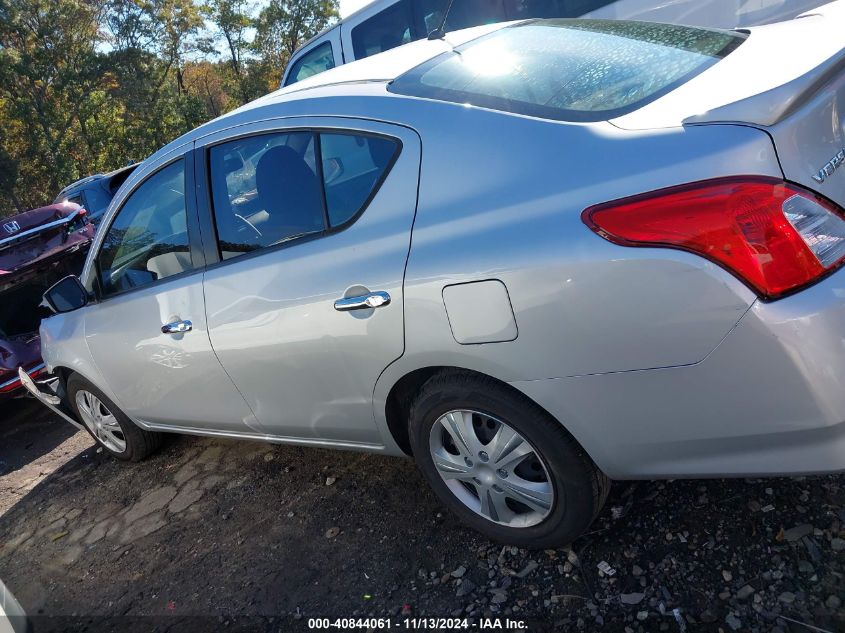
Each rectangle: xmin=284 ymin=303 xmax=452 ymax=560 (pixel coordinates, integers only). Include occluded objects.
xmin=196 ymin=118 xmax=421 ymax=446
xmin=82 ymin=148 xmax=258 ymax=433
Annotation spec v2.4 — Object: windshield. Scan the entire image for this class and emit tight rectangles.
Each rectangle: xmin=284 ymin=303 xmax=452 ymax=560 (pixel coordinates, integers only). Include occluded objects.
xmin=388 ymin=19 xmax=746 ymax=122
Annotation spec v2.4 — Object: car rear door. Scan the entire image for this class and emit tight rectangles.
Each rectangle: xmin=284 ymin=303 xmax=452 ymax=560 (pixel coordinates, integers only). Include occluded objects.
xmin=82 ymin=147 xmax=259 ymax=433
xmin=195 ymin=117 xmax=421 ymax=446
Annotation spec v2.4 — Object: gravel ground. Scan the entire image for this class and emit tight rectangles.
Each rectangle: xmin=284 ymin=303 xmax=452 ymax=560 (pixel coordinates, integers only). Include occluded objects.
xmin=1 ymin=398 xmax=844 ymax=632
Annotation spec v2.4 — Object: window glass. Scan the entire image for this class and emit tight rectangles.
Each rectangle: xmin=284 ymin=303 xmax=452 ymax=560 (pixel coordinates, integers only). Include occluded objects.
xmin=443 ymin=0 xmax=506 ymax=30
xmin=286 ymin=41 xmax=336 ymax=86
xmin=389 ymin=20 xmax=746 ymax=122
xmin=98 ymin=160 xmax=193 ymax=297
xmin=320 ymin=134 xmax=399 ymax=226
xmin=351 ymin=0 xmax=414 ymax=59
xmin=83 ymin=185 xmax=113 ymax=216
xmin=413 ymin=0 xmax=448 ymax=36
xmin=504 ymin=0 xmax=561 ymax=19
xmin=209 ymin=132 xmax=325 ymax=260
xmin=560 ymin=0 xmax=616 ymax=15
xmin=66 ymin=194 xmax=84 ymax=207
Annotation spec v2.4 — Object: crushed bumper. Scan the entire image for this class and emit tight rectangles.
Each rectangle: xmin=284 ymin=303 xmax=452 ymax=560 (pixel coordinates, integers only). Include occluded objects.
xmin=16 ymin=366 xmax=84 ymax=431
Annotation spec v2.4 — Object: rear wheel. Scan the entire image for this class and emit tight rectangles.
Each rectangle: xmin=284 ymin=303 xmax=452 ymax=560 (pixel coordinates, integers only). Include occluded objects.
xmin=67 ymin=373 xmax=162 ymax=462
xmin=409 ymin=372 xmax=609 ymax=547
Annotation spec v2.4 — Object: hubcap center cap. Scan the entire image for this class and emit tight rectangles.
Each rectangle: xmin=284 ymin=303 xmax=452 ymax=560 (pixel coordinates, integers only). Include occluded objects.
xmin=476 ymin=465 xmax=497 ymax=487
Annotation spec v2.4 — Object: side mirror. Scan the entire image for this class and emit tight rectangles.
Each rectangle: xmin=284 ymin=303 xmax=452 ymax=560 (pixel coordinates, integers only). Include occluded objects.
xmin=43 ymin=275 xmax=89 ymax=314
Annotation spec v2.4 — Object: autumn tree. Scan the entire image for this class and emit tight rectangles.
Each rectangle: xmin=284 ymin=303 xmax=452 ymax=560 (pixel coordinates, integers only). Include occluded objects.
xmin=0 ymin=0 xmax=338 ymax=217
xmin=0 ymin=0 xmax=104 ymax=208
xmin=203 ymin=0 xmax=254 ymax=102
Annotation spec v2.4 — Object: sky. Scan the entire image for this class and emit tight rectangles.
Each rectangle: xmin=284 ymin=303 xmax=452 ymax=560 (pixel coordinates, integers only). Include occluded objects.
xmin=340 ymin=0 xmax=375 ymax=18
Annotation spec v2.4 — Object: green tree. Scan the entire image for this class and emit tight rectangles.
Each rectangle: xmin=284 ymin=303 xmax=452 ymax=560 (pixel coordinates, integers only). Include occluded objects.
xmin=203 ymin=0 xmax=254 ymax=102
xmin=0 ymin=145 xmax=22 ymax=215
xmin=0 ymin=0 xmax=104 ymax=206
xmin=0 ymin=0 xmax=338 ymax=217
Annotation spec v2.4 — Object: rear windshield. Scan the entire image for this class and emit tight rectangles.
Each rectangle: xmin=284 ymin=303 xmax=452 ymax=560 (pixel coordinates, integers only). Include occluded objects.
xmin=388 ymin=19 xmax=746 ymax=122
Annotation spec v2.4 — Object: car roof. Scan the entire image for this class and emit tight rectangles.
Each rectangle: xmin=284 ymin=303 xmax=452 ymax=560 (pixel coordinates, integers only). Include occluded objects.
xmin=57 ymin=164 xmax=138 ymax=198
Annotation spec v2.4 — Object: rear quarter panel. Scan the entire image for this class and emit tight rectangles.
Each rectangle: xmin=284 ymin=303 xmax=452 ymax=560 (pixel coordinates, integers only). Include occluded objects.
xmin=385 ymin=107 xmax=779 ymax=383
xmin=373 ymin=102 xmax=781 ymax=456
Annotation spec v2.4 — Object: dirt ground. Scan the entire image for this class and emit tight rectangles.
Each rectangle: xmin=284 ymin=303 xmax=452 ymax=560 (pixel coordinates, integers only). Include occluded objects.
xmin=1 ymin=397 xmax=844 ymax=633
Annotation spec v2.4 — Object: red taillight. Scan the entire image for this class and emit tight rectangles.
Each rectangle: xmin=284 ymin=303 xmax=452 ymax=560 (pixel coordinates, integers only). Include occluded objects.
xmin=582 ymin=177 xmax=845 ymax=300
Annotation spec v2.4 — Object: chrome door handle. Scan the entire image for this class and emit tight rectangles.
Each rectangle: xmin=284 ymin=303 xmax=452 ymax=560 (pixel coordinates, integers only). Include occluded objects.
xmin=161 ymin=319 xmax=193 ymax=334
xmin=334 ymin=291 xmax=391 ymax=311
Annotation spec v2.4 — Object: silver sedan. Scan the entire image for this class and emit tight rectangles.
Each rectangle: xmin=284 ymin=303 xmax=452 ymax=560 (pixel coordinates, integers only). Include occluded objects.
xmin=27 ymin=5 xmax=845 ymax=546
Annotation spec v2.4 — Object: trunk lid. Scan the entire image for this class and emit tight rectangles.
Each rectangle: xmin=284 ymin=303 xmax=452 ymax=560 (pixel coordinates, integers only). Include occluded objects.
xmin=611 ymin=1 xmax=845 ymax=207
xmin=765 ymin=61 xmax=845 ymax=208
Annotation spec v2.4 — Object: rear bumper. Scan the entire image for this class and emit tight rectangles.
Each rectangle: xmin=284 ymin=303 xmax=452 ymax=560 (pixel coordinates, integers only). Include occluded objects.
xmin=512 ymin=267 xmax=845 ymax=479
xmin=15 ymin=366 xmax=84 ymax=431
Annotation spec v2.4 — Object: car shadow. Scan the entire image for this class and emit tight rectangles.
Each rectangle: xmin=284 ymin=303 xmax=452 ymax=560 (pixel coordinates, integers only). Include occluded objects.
xmin=0 ymin=398 xmax=78 ymax=476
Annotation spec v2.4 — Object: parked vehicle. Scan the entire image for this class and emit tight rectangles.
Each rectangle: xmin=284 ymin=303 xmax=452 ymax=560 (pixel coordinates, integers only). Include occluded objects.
xmin=25 ymin=5 xmax=845 ymax=546
xmin=281 ymin=0 xmax=831 ymax=86
xmin=0 ymin=203 xmax=95 ymax=399
xmin=0 ymin=578 xmax=28 ymax=633
xmin=54 ymin=164 xmax=138 ymax=225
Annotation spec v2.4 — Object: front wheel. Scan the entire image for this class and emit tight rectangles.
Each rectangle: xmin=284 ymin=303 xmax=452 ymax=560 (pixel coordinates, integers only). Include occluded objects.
xmin=67 ymin=373 xmax=162 ymax=462
xmin=409 ymin=372 xmax=609 ymax=547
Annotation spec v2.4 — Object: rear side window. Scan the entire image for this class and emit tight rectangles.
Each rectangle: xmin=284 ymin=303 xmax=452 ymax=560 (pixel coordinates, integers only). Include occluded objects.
xmin=320 ymin=134 xmax=399 ymax=226
xmin=208 ymin=131 xmax=399 ymax=261
xmin=389 ymin=19 xmax=746 ymax=122
xmin=351 ymin=0 xmax=414 ymax=59
xmin=286 ymin=41 xmax=336 ymax=86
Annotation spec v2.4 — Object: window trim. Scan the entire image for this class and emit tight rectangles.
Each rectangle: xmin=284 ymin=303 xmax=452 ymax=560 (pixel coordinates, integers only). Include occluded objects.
xmin=92 ymin=152 xmax=205 ymax=303
xmin=195 ymin=127 xmax=402 ymax=271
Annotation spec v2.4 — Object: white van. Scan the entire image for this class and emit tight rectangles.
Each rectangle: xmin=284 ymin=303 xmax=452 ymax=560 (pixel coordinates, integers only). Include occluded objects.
xmin=281 ymin=0 xmax=831 ymax=86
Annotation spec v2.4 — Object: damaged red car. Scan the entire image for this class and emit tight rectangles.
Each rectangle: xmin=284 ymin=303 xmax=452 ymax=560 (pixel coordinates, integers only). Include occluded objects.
xmin=0 ymin=202 xmax=95 ymax=398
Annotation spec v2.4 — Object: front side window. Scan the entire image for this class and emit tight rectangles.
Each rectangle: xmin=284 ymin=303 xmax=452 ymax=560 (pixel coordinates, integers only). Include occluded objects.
xmin=208 ymin=131 xmax=400 ymax=261
xmin=286 ymin=41 xmax=336 ymax=86
xmin=389 ymin=19 xmax=746 ymax=122
xmin=83 ymin=185 xmax=113 ymax=216
xmin=98 ymin=160 xmax=193 ymax=297
xmin=351 ymin=0 xmax=414 ymax=59
xmin=209 ymin=132 xmax=324 ymax=260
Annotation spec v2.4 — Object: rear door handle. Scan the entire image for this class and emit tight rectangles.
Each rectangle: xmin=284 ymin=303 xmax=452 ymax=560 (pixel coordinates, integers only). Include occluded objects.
xmin=334 ymin=291 xmax=391 ymax=311
xmin=161 ymin=319 xmax=193 ymax=334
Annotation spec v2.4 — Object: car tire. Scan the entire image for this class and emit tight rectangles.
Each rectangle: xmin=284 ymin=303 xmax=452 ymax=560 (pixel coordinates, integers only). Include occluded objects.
xmin=409 ymin=371 xmax=609 ymax=548
xmin=67 ymin=373 xmax=162 ymax=462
